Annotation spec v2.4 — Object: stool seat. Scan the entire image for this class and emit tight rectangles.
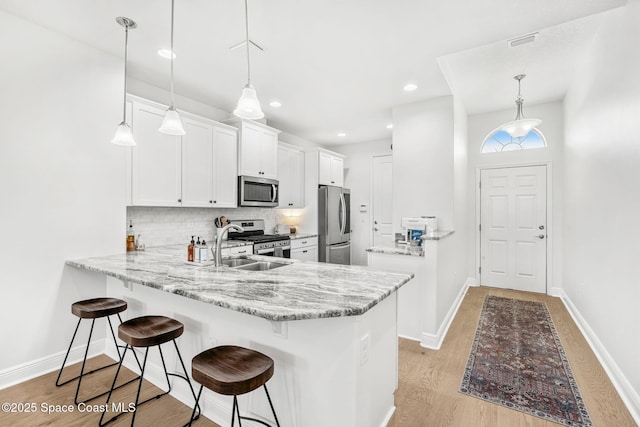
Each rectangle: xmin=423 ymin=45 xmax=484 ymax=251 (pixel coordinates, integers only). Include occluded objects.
xmin=192 ymin=345 xmax=274 ymax=396
xmin=118 ymin=316 xmax=184 ymax=347
xmin=71 ymin=298 xmax=127 ymax=319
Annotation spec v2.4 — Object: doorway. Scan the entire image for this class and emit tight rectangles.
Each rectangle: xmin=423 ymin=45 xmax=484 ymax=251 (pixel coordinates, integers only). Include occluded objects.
xmin=372 ymin=155 xmax=393 ymax=247
xmin=479 ymin=165 xmax=547 ymax=293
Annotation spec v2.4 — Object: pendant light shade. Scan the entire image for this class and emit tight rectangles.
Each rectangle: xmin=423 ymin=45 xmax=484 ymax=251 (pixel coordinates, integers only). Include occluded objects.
xmin=234 ymin=0 xmax=264 ymax=120
xmin=499 ymin=74 xmax=541 ymax=138
xmin=234 ymin=84 xmax=264 ymax=120
xmin=159 ymin=0 xmax=185 ymax=135
xmin=111 ymin=17 xmax=137 ymax=146
xmin=111 ymin=123 xmax=135 ymax=146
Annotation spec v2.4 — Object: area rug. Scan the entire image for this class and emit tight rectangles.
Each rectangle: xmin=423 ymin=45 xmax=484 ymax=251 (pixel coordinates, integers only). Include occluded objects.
xmin=459 ymin=296 xmax=592 ymax=426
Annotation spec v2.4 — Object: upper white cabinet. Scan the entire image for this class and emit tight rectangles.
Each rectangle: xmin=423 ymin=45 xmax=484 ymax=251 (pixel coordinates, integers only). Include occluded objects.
xmin=316 ymin=149 xmax=345 ymax=187
xmin=127 ymin=96 xmax=238 ymax=208
xmin=278 ymin=143 xmax=305 ymax=208
xmin=181 ymin=117 xmax=238 ymax=208
xmin=230 ymin=119 xmax=280 ymax=180
xmin=130 ymin=101 xmax=182 ymax=206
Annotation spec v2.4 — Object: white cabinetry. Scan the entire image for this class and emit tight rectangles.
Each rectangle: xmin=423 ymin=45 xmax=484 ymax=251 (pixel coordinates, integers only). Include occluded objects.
xmin=278 ymin=143 xmax=305 ymax=208
xmin=181 ymin=117 xmax=238 ymax=208
xmin=291 ymin=236 xmax=318 ymax=261
xmin=127 ymin=96 xmax=238 ymax=207
xmin=231 ymin=119 xmax=280 ymax=179
xmin=130 ymin=101 xmax=182 ymax=206
xmin=318 ymin=150 xmax=344 ymax=187
xmin=223 ymin=245 xmax=252 ymax=256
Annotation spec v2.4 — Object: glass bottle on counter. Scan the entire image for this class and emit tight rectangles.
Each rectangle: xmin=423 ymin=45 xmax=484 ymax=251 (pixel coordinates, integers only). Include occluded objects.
xmin=188 ymin=236 xmax=195 ymax=262
xmin=126 ymin=220 xmax=135 ymax=252
xmin=200 ymin=239 xmax=208 ymax=262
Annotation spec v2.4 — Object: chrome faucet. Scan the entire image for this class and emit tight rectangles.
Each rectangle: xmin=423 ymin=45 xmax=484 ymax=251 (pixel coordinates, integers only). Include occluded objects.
xmin=215 ymin=224 xmax=244 ymax=267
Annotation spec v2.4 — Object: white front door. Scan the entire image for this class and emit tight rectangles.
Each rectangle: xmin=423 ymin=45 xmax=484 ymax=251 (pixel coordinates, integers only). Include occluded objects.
xmin=372 ymin=155 xmax=393 ymax=247
xmin=480 ymin=165 xmax=547 ymax=293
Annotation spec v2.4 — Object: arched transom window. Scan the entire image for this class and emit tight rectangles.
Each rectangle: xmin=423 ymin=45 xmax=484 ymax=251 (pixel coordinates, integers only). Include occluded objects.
xmin=481 ymin=128 xmax=546 ymax=153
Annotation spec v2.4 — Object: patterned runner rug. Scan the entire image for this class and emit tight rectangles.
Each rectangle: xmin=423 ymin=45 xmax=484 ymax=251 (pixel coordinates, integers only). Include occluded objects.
xmin=459 ymin=296 xmax=592 ymax=426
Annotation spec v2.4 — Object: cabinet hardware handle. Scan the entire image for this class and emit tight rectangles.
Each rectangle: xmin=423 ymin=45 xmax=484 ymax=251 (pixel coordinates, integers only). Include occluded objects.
xmin=331 ymin=181 xmax=335 ymax=184
xmin=213 ymin=200 xmax=217 ymax=203
xmin=536 ymin=234 xmax=545 ymax=239
xmin=209 ymin=200 xmax=213 ymax=203
xmin=178 ymin=199 xmax=182 ymax=202
xmin=238 ymin=250 xmax=247 ymax=254
xmin=302 ymin=241 xmax=307 ymax=244
xmin=303 ymin=250 xmax=307 ymax=253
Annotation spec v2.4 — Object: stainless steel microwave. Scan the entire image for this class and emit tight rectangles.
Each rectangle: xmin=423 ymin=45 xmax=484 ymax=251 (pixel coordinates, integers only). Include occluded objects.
xmin=238 ymin=176 xmax=279 ymax=207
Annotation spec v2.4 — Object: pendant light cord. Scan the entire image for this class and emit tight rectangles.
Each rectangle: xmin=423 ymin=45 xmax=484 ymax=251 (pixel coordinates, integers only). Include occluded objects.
xmin=170 ymin=0 xmax=176 ymax=108
xmin=123 ymin=24 xmax=129 ymax=123
xmin=244 ymin=0 xmax=251 ymax=85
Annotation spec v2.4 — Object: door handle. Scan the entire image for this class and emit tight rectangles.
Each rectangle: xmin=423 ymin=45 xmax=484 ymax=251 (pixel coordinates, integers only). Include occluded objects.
xmin=374 ymin=228 xmax=378 ymax=231
xmin=536 ymin=234 xmax=545 ymax=239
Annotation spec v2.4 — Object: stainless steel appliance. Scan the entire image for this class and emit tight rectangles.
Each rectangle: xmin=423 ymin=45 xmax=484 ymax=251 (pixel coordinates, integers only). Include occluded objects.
xmin=227 ymin=219 xmax=291 ymax=258
xmin=318 ymin=186 xmax=351 ymax=264
xmin=238 ymin=176 xmax=279 ymax=207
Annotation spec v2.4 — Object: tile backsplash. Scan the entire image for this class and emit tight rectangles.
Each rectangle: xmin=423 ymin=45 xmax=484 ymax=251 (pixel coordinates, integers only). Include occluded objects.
xmin=127 ymin=206 xmax=297 ymax=247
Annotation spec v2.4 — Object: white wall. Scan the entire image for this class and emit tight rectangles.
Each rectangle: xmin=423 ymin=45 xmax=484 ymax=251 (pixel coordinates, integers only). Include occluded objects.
xmin=0 ymin=11 xmax=125 ymax=374
xmin=392 ymin=96 xmax=455 ymax=231
xmin=466 ymin=101 xmax=564 ymax=287
xmin=563 ymin=1 xmax=640 ymax=419
xmin=332 ymin=139 xmax=392 ymax=265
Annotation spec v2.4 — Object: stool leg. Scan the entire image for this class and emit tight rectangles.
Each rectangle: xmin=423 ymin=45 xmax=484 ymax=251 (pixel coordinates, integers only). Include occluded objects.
xmin=116 ymin=313 xmax=144 ymax=373
xmin=73 ymin=318 xmax=96 ymax=404
xmin=157 ymin=344 xmax=173 ymax=392
xmin=232 ymin=395 xmax=243 ymax=427
xmin=99 ymin=344 xmax=130 ymax=427
xmin=56 ymin=317 xmax=82 ymax=387
xmin=172 ymin=340 xmax=201 ymax=419
xmin=264 ymin=385 xmax=281 ymax=427
xmin=129 ymin=347 xmax=149 ymax=427
xmin=187 ymin=384 xmax=203 ymax=427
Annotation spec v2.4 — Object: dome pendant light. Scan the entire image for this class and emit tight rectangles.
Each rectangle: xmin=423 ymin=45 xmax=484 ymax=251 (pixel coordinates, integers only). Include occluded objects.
xmin=499 ymin=74 xmax=541 ymax=139
xmin=159 ymin=0 xmax=186 ymax=135
xmin=233 ymin=0 xmax=264 ymax=120
xmin=111 ymin=17 xmax=137 ymax=146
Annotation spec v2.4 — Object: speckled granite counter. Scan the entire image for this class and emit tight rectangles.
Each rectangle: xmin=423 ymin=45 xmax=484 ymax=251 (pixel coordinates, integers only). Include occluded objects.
xmin=366 ymin=244 xmax=424 ymax=257
xmin=289 ymin=233 xmax=318 ymax=240
xmin=66 ymin=245 xmax=413 ymax=322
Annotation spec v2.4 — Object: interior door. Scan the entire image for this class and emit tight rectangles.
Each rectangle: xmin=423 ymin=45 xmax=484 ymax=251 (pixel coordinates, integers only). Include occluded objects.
xmin=372 ymin=155 xmax=393 ymax=247
xmin=480 ymin=165 xmax=547 ymax=293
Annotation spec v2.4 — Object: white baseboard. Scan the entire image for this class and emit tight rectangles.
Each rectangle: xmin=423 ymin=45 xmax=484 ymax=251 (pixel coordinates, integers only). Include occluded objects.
xmin=0 ymin=339 xmax=106 ymax=390
xmin=380 ymin=405 xmax=396 ymax=427
xmin=557 ymin=289 xmax=640 ymax=426
xmin=420 ymin=278 xmax=473 ymax=350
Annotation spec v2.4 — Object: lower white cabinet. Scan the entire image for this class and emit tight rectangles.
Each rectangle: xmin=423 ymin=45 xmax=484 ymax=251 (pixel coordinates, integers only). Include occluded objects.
xmin=291 ymin=236 xmax=318 ymax=261
xmin=223 ymin=245 xmax=253 ymax=256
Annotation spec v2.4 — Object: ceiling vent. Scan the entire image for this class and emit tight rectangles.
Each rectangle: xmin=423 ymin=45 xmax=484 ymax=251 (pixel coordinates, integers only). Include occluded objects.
xmin=508 ymin=32 xmax=539 ymax=48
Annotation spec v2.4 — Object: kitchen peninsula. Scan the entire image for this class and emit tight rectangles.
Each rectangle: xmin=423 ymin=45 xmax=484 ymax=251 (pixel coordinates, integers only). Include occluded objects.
xmin=66 ymin=246 xmax=413 ymax=427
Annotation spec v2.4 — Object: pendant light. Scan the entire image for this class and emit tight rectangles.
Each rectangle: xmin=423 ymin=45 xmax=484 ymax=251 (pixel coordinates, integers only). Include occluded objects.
xmin=159 ymin=0 xmax=186 ymax=135
xmin=111 ymin=17 xmax=137 ymax=146
xmin=233 ymin=0 xmax=264 ymax=120
xmin=498 ymin=74 xmax=541 ymax=139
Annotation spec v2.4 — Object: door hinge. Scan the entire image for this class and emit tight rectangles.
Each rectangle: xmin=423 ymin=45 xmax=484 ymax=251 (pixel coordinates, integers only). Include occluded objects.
xmin=479 ymin=224 xmax=481 ymax=231
xmin=479 ymin=266 xmax=481 ymax=274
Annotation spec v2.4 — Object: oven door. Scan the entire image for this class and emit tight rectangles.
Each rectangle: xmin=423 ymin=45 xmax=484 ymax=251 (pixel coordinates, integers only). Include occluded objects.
xmin=255 ymin=246 xmax=291 ymax=258
xmin=239 ymin=176 xmax=279 ymax=207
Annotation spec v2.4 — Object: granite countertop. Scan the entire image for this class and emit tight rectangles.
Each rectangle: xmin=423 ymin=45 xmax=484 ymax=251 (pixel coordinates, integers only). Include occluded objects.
xmin=66 ymin=245 xmax=413 ymax=322
xmin=366 ymin=244 xmax=424 ymax=257
xmin=289 ymin=233 xmax=318 ymax=240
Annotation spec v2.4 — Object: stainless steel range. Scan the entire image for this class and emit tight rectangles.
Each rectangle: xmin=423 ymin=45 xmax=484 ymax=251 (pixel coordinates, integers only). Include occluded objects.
xmin=227 ymin=219 xmax=291 ymax=258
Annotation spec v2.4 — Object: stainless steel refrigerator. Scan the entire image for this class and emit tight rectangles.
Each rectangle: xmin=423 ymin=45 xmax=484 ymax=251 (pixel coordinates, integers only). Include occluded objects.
xmin=318 ymin=185 xmax=351 ymax=264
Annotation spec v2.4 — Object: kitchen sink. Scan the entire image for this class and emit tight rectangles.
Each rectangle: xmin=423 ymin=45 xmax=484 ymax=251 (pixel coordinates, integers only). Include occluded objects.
xmin=234 ymin=261 xmax=289 ymax=271
xmin=221 ymin=257 xmax=256 ymax=267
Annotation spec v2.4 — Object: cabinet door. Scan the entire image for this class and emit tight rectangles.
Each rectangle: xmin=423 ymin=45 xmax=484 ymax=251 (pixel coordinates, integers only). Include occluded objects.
xmin=131 ymin=102 xmax=182 ymax=206
xmin=289 ymin=149 xmax=305 ymax=207
xmin=260 ymin=130 xmax=279 ymax=179
xmin=318 ymin=152 xmax=332 ymax=185
xmin=181 ymin=118 xmax=213 ymax=207
xmin=292 ymin=246 xmax=318 ymax=261
xmin=330 ymin=156 xmax=344 ymax=187
xmin=277 ymin=146 xmax=292 ymax=208
xmin=238 ymin=123 xmax=262 ymax=177
xmin=212 ymin=126 xmax=238 ymax=207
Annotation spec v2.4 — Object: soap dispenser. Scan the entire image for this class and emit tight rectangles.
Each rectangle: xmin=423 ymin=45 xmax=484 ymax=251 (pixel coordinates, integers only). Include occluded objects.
xmin=200 ymin=239 xmax=208 ymax=262
xmin=188 ymin=236 xmax=195 ymax=262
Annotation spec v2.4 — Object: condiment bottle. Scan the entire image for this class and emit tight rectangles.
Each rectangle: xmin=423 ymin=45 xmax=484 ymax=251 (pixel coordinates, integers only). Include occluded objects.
xmin=126 ymin=220 xmax=135 ymax=252
xmin=188 ymin=236 xmax=195 ymax=262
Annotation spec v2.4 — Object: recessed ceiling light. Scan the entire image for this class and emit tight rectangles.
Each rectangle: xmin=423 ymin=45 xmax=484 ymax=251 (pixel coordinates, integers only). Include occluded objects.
xmin=157 ymin=48 xmax=176 ymax=59
xmin=403 ymin=83 xmax=418 ymax=92
xmin=386 ymin=123 xmax=393 ymax=129
xmin=269 ymin=101 xmax=282 ymax=107
xmin=337 ymin=132 xmax=346 ymax=137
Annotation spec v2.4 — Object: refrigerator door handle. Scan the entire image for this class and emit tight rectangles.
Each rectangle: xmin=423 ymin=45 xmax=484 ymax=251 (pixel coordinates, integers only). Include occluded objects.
xmin=340 ymin=193 xmax=346 ymax=235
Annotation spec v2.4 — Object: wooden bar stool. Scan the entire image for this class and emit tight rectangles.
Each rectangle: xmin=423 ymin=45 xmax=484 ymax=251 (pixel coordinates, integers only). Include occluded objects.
xmin=56 ymin=297 xmax=141 ymax=404
xmin=188 ymin=345 xmax=281 ymax=427
xmin=99 ymin=315 xmax=201 ymax=427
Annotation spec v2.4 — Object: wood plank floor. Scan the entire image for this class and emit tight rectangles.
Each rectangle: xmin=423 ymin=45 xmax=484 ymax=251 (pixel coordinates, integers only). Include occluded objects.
xmin=0 ymin=286 xmax=635 ymax=426
xmin=388 ymin=286 xmax=636 ymax=427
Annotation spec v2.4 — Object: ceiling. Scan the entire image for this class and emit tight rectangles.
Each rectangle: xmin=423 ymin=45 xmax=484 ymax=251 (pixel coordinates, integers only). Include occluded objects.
xmin=0 ymin=0 xmax=627 ymax=145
